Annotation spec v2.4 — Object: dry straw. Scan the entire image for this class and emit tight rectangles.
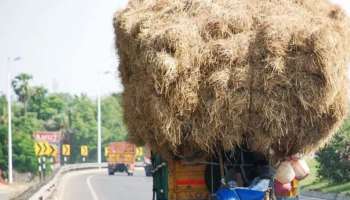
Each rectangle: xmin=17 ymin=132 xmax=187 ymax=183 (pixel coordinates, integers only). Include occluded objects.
xmin=114 ymin=0 xmax=350 ymax=160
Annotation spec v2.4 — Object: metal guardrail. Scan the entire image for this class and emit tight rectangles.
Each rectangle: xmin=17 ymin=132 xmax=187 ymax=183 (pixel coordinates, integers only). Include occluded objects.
xmin=13 ymin=163 xmax=107 ymax=200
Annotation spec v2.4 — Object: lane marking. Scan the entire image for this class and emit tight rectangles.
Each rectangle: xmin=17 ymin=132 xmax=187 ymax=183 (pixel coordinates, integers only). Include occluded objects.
xmin=87 ymin=175 xmax=99 ymax=200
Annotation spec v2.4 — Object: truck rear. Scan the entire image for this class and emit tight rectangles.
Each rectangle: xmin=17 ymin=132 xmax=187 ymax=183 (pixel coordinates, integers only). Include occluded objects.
xmin=152 ymin=156 xmax=209 ymax=200
xmin=151 ymin=150 xmax=301 ymax=200
xmin=107 ymin=142 xmax=136 ymax=176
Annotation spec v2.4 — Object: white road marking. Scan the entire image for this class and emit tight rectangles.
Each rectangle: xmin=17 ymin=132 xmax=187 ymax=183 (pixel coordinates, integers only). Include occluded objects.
xmin=87 ymin=175 xmax=99 ymax=200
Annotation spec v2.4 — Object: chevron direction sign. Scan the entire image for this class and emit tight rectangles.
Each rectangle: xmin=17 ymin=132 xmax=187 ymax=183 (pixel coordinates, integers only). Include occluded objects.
xmin=34 ymin=142 xmax=57 ymax=157
xmin=80 ymin=145 xmax=88 ymax=157
xmin=62 ymin=144 xmax=71 ymax=156
xmin=104 ymin=147 xmax=109 ymax=157
xmin=34 ymin=142 xmax=42 ymax=156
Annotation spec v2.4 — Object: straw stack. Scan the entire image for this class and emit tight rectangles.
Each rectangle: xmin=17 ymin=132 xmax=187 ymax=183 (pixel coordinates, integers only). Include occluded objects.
xmin=114 ymin=0 xmax=350 ymax=160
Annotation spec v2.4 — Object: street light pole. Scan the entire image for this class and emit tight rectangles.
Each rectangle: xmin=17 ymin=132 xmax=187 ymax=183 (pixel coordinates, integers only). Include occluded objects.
xmin=97 ymin=91 xmax=102 ymax=167
xmin=6 ymin=56 xmax=21 ymax=184
xmin=97 ymin=70 xmax=112 ymax=167
xmin=7 ymin=72 xmax=13 ymax=184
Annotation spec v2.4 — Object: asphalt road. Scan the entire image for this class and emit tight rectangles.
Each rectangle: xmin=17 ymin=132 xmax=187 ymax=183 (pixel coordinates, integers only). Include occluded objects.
xmin=53 ymin=168 xmax=325 ymax=200
xmin=301 ymin=197 xmax=327 ymax=200
xmin=55 ymin=168 xmax=152 ymax=200
xmin=0 ymin=191 xmax=7 ymax=200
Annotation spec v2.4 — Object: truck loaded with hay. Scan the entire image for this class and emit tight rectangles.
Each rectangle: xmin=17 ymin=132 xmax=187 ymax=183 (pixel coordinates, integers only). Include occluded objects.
xmin=114 ymin=0 xmax=350 ymax=199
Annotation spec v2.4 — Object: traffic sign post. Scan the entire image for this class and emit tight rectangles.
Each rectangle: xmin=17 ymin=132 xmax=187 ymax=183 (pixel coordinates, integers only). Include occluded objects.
xmin=62 ymin=144 xmax=71 ymax=165
xmin=34 ymin=142 xmax=58 ymax=178
xmin=42 ymin=157 xmax=46 ymax=179
xmin=80 ymin=145 xmax=88 ymax=162
xmin=50 ymin=157 xmax=54 ymax=170
xmin=104 ymin=147 xmax=109 ymax=158
xmin=38 ymin=157 xmax=43 ymax=182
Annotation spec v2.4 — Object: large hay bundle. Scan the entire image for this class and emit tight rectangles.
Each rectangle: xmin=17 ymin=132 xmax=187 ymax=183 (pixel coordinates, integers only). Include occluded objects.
xmin=114 ymin=0 xmax=350 ymax=159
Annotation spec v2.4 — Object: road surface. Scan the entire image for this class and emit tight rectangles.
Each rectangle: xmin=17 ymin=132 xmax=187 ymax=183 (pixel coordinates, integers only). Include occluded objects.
xmin=55 ymin=168 xmax=152 ymax=200
xmin=53 ymin=168 xmax=325 ymax=200
xmin=0 ymin=190 xmax=7 ymax=200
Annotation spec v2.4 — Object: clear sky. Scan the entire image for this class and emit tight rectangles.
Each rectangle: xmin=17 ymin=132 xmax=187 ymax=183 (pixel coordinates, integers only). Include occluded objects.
xmin=0 ymin=0 xmax=349 ymax=96
xmin=0 ymin=0 xmax=128 ymax=96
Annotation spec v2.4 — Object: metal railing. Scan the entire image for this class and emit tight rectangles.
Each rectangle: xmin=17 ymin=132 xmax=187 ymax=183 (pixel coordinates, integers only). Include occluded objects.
xmin=13 ymin=163 xmax=107 ymax=200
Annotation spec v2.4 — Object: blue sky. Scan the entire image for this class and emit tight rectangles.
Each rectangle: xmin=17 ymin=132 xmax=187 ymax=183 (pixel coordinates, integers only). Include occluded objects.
xmin=0 ymin=0 xmax=349 ymax=96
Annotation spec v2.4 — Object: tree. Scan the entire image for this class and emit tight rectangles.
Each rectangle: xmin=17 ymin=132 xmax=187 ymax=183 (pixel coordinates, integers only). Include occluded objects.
xmin=66 ymin=95 xmax=98 ymax=162
xmin=316 ymin=118 xmax=350 ymax=183
xmin=12 ymin=112 xmax=42 ymax=173
xmin=0 ymin=95 xmax=7 ymax=173
xmin=101 ymin=93 xmax=127 ymax=144
xmin=28 ymin=86 xmax=48 ymax=118
xmin=0 ymin=95 xmax=8 ymax=174
xmin=1 ymin=73 xmax=130 ymax=170
xmin=11 ymin=73 xmax=33 ymax=115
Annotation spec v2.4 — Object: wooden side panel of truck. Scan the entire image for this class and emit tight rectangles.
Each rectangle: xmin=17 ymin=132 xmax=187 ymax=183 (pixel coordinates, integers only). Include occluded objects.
xmin=168 ymin=160 xmax=209 ymax=200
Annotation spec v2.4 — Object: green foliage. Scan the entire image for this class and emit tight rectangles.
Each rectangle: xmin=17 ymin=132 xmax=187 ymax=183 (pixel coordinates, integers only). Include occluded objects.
xmin=101 ymin=94 xmax=127 ymax=144
xmin=28 ymin=86 xmax=48 ymax=119
xmin=67 ymin=95 xmax=98 ymax=162
xmin=0 ymin=123 xmax=7 ymax=172
xmin=12 ymin=113 xmax=42 ymax=173
xmin=11 ymin=73 xmax=33 ymax=114
xmin=316 ymin=118 xmax=350 ymax=183
xmin=0 ymin=95 xmax=8 ymax=173
xmin=13 ymin=132 xmax=37 ymax=173
xmin=0 ymin=73 xmax=128 ymax=175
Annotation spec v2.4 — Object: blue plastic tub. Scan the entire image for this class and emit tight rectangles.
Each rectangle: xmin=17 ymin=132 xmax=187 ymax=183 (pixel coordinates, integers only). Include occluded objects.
xmin=235 ymin=188 xmax=265 ymax=200
xmin=216 ymin=188 xmax=265 ymax=200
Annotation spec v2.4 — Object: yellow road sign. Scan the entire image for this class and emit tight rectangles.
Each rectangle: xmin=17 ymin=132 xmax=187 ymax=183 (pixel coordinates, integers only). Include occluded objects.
xmin=81 ymin=145 xmax=88 ymax=157
xmin=51 ymin=146 xmax=58 ymax=158
xmin=34 ymin=142 xmax=57 ymax=157
xmin=62 ymin=144 xmax=71 ymax=156
xmin=34 ymin=142 xmax=42 ymax=156
xmin=43 ymin=142 xmax=52 ymax=156
xmin=136 ymin=147 xmax=143 ymax=157
xmin=104 ymin=147 xmax=109 ymax=157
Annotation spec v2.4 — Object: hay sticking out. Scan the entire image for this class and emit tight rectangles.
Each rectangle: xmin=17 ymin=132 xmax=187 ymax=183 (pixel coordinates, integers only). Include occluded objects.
xmin=114 ymin=0 xmax=350 ymax=160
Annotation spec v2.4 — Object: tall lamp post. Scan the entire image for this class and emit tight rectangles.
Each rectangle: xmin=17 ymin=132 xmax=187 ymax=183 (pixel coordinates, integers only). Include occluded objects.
xmin=97 ymin=71 xmax=112 ymax=167
xmin=97 ymin=90 xmax=102 ymax=167
xmin=7 ymin=56 xmax=21 ymax=184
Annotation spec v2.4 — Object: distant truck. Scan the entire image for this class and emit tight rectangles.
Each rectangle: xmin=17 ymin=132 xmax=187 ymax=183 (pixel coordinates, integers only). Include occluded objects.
xmin=107 ymin=142 xmax=136 ymax=176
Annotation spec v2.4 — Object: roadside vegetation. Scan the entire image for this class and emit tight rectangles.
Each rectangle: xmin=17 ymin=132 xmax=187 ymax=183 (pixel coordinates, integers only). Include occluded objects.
xmin=300 ymin=118 xmax=350 ymax=195
xmin=0 ymin=73 xmax=127 ymax=178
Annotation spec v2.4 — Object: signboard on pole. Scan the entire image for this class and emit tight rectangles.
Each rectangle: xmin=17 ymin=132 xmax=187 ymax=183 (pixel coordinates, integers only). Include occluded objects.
xmin=34 ymin=142 xmax=57 ymax=157
xmin=33 ymin=131 xmax=61 ymax=143
xmin=104 ymin=147 xmax=109 ymax=157
xmin=62 ymin=144 xmax=71 ymax=156
xmin=33 ymin=131 xmax=61 ymax=164
xmin=81 ymin=145 xmax=88 ymax=157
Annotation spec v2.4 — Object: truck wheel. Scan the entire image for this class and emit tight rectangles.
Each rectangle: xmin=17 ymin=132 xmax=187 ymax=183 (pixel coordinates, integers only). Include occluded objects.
xmin=128 ymin=172 xmax=134 ymax=176
xmin=145 ymin=171 xmax=152 ymax=177
xmin=144 ymin=165 xmax=153 ymax=177
xmin=108 ymin=171 xmax=114 ymax=176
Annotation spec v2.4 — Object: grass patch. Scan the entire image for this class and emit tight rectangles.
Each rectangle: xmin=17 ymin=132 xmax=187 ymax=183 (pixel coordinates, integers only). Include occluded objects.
xmin=299 ymin=157 xmax=350 ymax=195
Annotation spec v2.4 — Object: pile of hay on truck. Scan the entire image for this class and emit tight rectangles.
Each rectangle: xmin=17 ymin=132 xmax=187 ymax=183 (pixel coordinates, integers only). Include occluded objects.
xmin=114 ymin=0 xmax=350 ymax=160
xmin=114 ymin=0 xmax=350 ymax=199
